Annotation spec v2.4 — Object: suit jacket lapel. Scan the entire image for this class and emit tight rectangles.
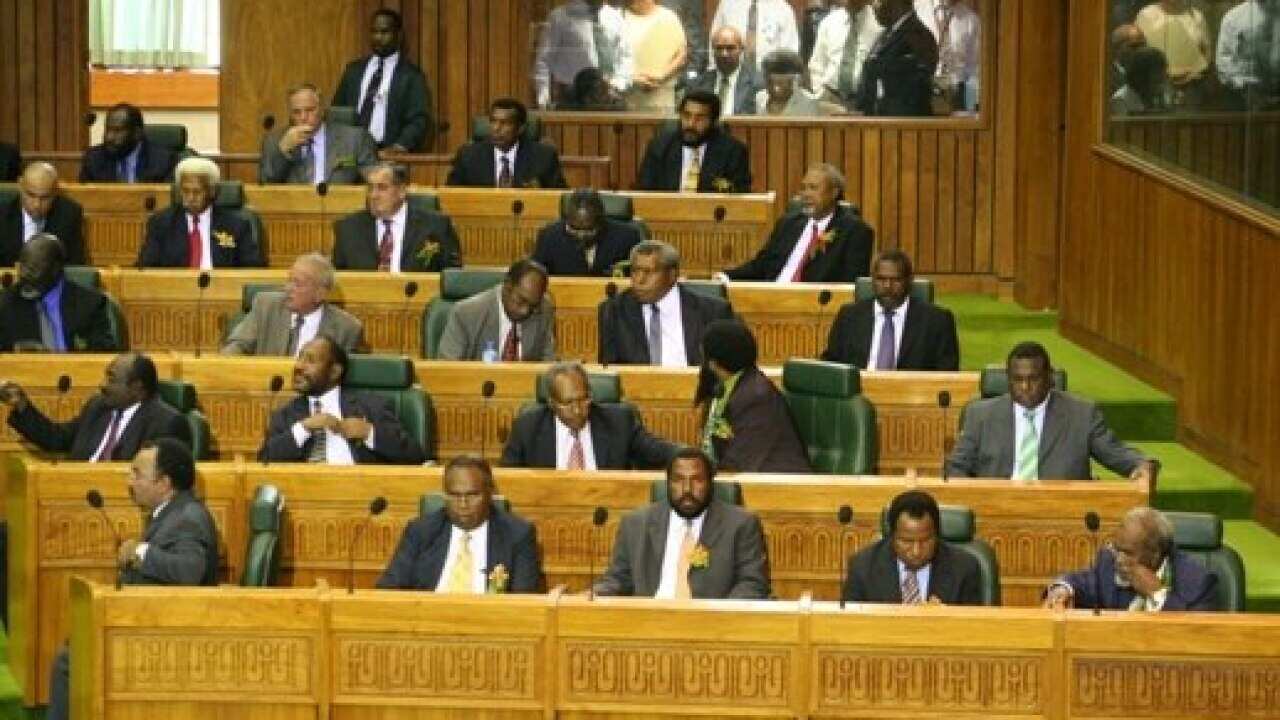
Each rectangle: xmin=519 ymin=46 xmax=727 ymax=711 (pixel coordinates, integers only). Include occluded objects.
xmin=994 ymin=396 xmax=1017 ymax=475
xmin=677 ymin=288 xmax=700 ymax=365
xmin=486 ymin=511 xmax=508 ymax=577
xmin=897 ymin=300 xmax=925 ymax=366
xmin=399 ymin=211 xmax=424 ymax=271
xmin=878 ymin=544 xmax=904 ymax=601
xmin=1039 ymin=392 xmax=1069 ymax=466
xmin=112 ymin=398 xmax=154 ymax=458
xmin=533 ymin=409 xmax=559 ymax=467
xmin=622 ymin=295 xmax=649 ymax=363
xmin=85 ymin=403 xmax=116 ymax=458
xmin=851 ymin=302 xmax=875 ymax=367
xmin=513 ymin=143 xmax=531 ymax=186
xmin=644 ymin=505 xmax=668 ymax=594
xmin=926 ymin=546 xmax=952 ymax=600
xmin=587 ymin=407 xmax=611 ymax=469
xmin=420 ymin=512 xmax=451 ymax=589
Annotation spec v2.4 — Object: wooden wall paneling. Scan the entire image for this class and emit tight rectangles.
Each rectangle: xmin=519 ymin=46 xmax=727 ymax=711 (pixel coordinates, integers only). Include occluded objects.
xmin=0 ymin=1 xmax=16 ymax=142
xmin=991 ymin=0 xmax=1019 ymax=282
xmin=918 ymin=129 xmax=938 ymax=268
xmin=898 ymin=129 xmax=919 ymax=261
xmin=936 ymin=131 xmax=956 ymax=266
xmin=0 ymin=0 xmax=87 ymax=152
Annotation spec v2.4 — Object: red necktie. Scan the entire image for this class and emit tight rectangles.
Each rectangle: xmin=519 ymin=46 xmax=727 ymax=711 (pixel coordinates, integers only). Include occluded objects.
xmin=95 ymin=411 xmax=121 ymax=462
xmin=501 ymin=327 xmax=520 ymax=361
xmin=790 ymin=222 xmax=821 ymax=282
xmin=567 ymin=430 xmax=585 ymax=470
xmin=377 ymin=219 xmax=394 ymax=271
xmin=187 ymin=214 xmax=202 ymax=269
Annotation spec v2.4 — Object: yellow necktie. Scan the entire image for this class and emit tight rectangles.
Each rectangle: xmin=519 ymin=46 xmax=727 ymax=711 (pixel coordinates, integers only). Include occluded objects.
xmin=674 ymin=522 xmax=696 ymax=600
xmin=681 ymin=151 xmax=701 ymax=192
xmin=444 ymin=531 xmax=474 ymax=593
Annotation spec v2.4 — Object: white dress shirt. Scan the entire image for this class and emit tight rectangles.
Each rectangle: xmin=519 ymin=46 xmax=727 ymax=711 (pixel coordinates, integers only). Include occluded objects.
xmin=554 ymin=416 xmax=598 ymax=470
xmin=374 ymin=202 xmax=409 ymax=274
xmin=915 ymin=0 xmax=981 ymax=84
xmin=1012 ymin=394 xmax=1049 ymax=469
xmin=435 ymin=521 xmax=490 ymax=594
xmin=896 ymin=558 xmax=932 ymax=600
xmin=493 ymin=142 xmax=519 ymax=187
xmin=290 ymin=386 xmax=363 ymax=465
xmin=358 ymin=52 xmax=400 ymax=144
xmin=654 ymin=508 xmax=707 ymax=599
xmin=495 ymin=290 xmax=522 ymax=360
xmin=809 ymin=5 xmax=883 ymax=93
xmin=643 ymin=284 xmax=689 ymax=367
xmin=187 ymin=206 xmax=214 ymax=271
xmin=1216 ymin=1 xmax=1280 ymax=90
xmin=90 ymin=401 xmax=141 ymax=461
xmin=867 ymin=298 xmax=910 ymax=369
xmin=710 ymin=0 xmax=800 ymax=72
xmin=533 ymin=0 xmax=633 ymax=107
xmin=776 ymin=212 xmax=833 ymax=283
xmin=680 ymin=143 xmax=704 ymax=188
xmin=21 ymin=208 xmax=42 ymax=244
xmin=288 ymin=305 xmax=324 ymax=358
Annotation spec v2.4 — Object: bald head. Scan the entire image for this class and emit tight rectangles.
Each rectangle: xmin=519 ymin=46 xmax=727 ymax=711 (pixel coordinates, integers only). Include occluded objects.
xmin=712 ymin=26 xmax=745 ymax=74
xmin=18 ymin=162 xmax=59 ymax=221
xmin=16 ymin=233 xmax=66 ymax=300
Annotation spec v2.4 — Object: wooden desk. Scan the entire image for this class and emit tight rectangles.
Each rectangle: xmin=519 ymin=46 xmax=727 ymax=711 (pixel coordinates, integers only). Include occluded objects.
xmin=69 ymin=580 xmax=1280 ymax=719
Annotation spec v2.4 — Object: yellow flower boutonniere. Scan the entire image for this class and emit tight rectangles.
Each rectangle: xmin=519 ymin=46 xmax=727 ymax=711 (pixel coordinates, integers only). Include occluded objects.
xmin=710 ymin=417 xmax=734 ymax=440
xmin=808 ymin=228 xmax=839 ymax=260
xmin=214 ymin=230 xmax=236 ymax=249
xmin=415 ymin=239 xmax=441 ymax=267
xmin=711 ymin=177 xmax=734 ymax=193
xmin=610 ymin=259 xmax=632 ymax=278
xmin=523 ymin=178 xmax=542 ymax=189
xmin=486 ymin=564 xmax=509 ymax=594
xmin=687 ymin=544 xmax=710 ymax=570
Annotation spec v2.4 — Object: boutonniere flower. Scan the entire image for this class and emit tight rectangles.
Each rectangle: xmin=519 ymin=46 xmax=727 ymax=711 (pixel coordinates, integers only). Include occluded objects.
xmin=710 ymin=417 xmax=733 ymax=440
xmin=214 ymin=230 xmax=236 ymax=248
xmin=334 ymin=155 xmax=357 ymax=170
xmin=73 ymin=335 xmax=88 ymax=351
xmin=486 ymin=564 xmax=509 ymax=594
xmin=711 ymin=177 xmax=733 ymax=193
xmin=808 ymin=228 xmax=839 ymax=260
xmin=415 ymin=238 xmax=441 ymax=266
xmin=687 ymin=544 xmax=710 ymax=570
xmin=610 ymin=259 xmax=631 ymax=278
xmin=523 ymin=178 xmax=542 ymax=189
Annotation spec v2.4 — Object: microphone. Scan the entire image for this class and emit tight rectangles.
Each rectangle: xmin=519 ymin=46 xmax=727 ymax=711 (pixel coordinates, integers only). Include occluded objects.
xmin=143 ymin=196 xmax=156 ymax=212
xmin=348 ymin=496 xmax=389 ymax=594
xmin=480 ymin=380 xmax=496 ymax=459
xmin=937 ymin=390 xmax=952 ymax=482
xmin=262 ymin=375 xmax=284 ymax=466
xmin=52 ymin=375 xmax=72 ymax=463
xmin=84 ymin=113 xmax=98 ymax=128
xmin=816 ymin=289 xmax=833 ymax=354
xmin=511 ymin=199 xmax=524 ymax=232
xmin=1 ymin=272 xmax=12 ymax=289
xmin=262 ymin=115 xmax=276 ymax=132
xmin=837 ymin=504 xmax=853 ymax=608
xmin=1084 ymin=511 xmax=1102 ymax=615
xmin=86 ymin=490 xmax=124 ymax=589
xmin=193 ymin=271 xmax=211 ymax=357
xmin=589 ymin=506 xmax=609 ymax=600
xmin=398 ymin=280 xmax=419 ymax=358
xmin=708 ymin=206 xmax=727 ymax=278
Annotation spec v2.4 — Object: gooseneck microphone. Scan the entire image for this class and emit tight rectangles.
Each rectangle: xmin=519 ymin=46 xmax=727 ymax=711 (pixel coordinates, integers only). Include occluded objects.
xmin=193 ymin=271 xmax=211 ymax=357
xmin=937 ymin=390 xmax=952 ymax=482
xmin=589 ymin=506 xmax=609 ymax=600
xmin=480 ymin=380 xmax=496 ymax=459
xmin=1084 ymin=511 xmax=1102 ymax=615
xmin=349 ymin=496 xmax=389 ymax=594
xmin=708 ymin=205 xmax=727 ymax=278
xmin=84 ymin=112 xmax=98 ymax=128
xmin=837 ymin=504 xmax=854 ymax=608
xmin=86 ymin=490 xmax=124 ymax=589
xmin=816 ymin=289 xmax=833 ymax=353
xmin=143 ymin=196 xmax=156 ymax=212
xmin=262 ymin=115 xmax=276 ymax=133
xmin=52 ymin=375 xmax=72 ymax=463
xmin=511 ymin=199 xmax=525 ymax=234
xmin=399 ymin=280 xmax=420 ymax=357
xmin=262 ymin=375 xmax=284 ymax=466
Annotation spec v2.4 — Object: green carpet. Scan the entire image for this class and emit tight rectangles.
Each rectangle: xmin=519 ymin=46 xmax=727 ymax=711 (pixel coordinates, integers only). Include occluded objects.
xmin=1224 ymin=521 xmax=1280 ymax=612
xmin=0 ymin=627 xmax=25 ymax=720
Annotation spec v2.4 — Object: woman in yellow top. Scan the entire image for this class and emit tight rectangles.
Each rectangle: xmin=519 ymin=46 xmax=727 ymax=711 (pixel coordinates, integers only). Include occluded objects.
xmin=1135 ymin=0 xmax=1211 ymax=106
xmin=621 ymin=0 xmax=688 ymax=112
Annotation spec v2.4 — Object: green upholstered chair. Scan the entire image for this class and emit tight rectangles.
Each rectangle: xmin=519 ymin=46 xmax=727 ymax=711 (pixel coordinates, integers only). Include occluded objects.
xmin=781 ymin=359 xmax=876 ymax=474
xmin=407 ymin=192 xmax=442 ymax=214
xmin=649 ymin=477 xmax=743 ymax=506
xmin=420 ymin=268 xmax=507 ymax=358
xmin=219 ymin=283 xmax=285 ymax=346
xmin=420 ymin=492 xmax=512 ymax=517
xmin=143 ymin=123 xmax=194 ymax=158
xmin=878 ymin=504 xmax=1001 ymax=606
xmin=558 ymin=190 xmax=651 ymax=243
xmin=327 ymin=106 xmax=358 ymax=127
xmin=1166 ymin=511 xmax=1246 ymax=611
xmin=344 ymin=354 xmax=434 ymax=460
xmin=784 ymin=198 xmax=863 ymax=218
xmin=977 ymin=366 xmax=1068 ymax=398
xmin=63 ymin=265 xmax=128 ymax=350
xmin=680 ymin=280 xmax=727 ymax=302
xmin=853 ymin=277 xmax=936 ymax=304
xmin=156 ymin=379 xmax=212 ymax=460
xmin=0 ymin=184 xmax=16 ymax=207
xmin=534 ymin=370 xmax=622 ymax=404
xmin=166 ymin=180 xmax=267 ymax=258
xmin=471 ymin=115 xmax=544 ymax=143
xmin=240 ymin=484 xmax=284 ymax=587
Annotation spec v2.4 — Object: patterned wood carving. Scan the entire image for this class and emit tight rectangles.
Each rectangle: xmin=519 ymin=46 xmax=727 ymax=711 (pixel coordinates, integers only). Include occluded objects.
xmin=82 ymin=217 xmax=145 ymax=267
xmin=814 ymin=650 xmax=1043 ymax=712
xmin=40 ymin=502 xmax=233 ymax=564
xmin=562 ymin=642 xmax=792 ymax=707
xmin=334 ymin=636 xmax=539 ymax=699
xmin=124 ymin=301 xmax=236 ymax=350
xmin=107 ymin=634 xmax=313 ymax=697
xmin=1071 ymin=658 xmax=1280 ymax=716
xmin=281 ymin=508 xmax=411 ymax=567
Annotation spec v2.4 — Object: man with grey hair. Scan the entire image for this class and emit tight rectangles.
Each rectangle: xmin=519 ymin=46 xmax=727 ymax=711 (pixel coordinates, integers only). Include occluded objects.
xmin=221 ymin=253 xmax=363 ymax=356
xmin=332 ymin=161 xmax=461 ymax=272
xmin=1 ymin=161 xmax=85 ymax=266
xmin=259 ymin=83 xmax=378 ymax=185
xmin=719 ymin=163 xmax=871 ymax=283
xmin=137 ymin=157 xmax=263 ymax=268
xmin=598 ymin=239 xmax=735 ymax=365
xmin=1044 ymin=506 xmax=1220 ymax=612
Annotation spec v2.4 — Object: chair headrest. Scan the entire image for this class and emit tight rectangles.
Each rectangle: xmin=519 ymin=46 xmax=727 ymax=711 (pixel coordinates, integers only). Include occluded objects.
xmin=62 ymin=265 xmax=102 ymax=290
xmin=249 ymin=484 xmax=284 ymax=532
xmin=680 ymin=280 xmax=726 ymax=301
xmin=558 ymin=192 xmax=635 ymax=221
xmin=156 ymin=379 xmax=197 ymax=413
xmin=649 ymin=478 xmax=742 ymax=506
xmin=979 ymin=367 xmax=1068 ymax=398
xmin=853 ymin=277 xmax=935 ymax=304
xmin=1167 ymin=511 xmax=1223 ymax=550
xmin=784 ymin=198 xmax=862 ymax=218
xmin=169 ymin=180 xmax=246 ymax=210
xmin=440 ymin=268 xmax=506 ymax=301
xmin=144 ymin=124 xmax=188 ymax=153
xmin=327 ymin=106 xmax=358 ymax=127
xmin=0 ymin=184 xmax=17 ymax=205
xmin=344 ymin=355 xmax=415 ymax=389
xmin=783 ymin=359 xmax=861 ymax=398
xmin=408 ymin=193 xmax=441 ymax=214
xmin=535 ymin=371 xmax=622 ymax=404
xmin=472 ymin=115 xmax=543 ymax=142
xmin=878 ymin=505 xmax=975 ymax=542
xmin=241 ymin=285 xmax=284 ymax=312
xmin=420 ymin=493 xmax=511 ymax=516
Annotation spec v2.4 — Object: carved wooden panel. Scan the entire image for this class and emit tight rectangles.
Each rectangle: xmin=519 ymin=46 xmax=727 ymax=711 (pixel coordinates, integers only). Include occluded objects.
xmin=107 ymin=634 xmax=314 ymax=699
xmin=814 ymin=650 xmax=1044 ymax=713
xmin=332 ymin=636 xmax=542 ymax=701
xmin=1070 ymin=658 xmax=1280 ymax=717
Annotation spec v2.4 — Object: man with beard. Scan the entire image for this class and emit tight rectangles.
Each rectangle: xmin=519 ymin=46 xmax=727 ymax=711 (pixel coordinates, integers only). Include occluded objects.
xmin=79 ymin=103 xmax=179 ymax=183
xmin=593 ymin=446 xmax=771 ymax=599
xmin=719 ymin=163 xmax=871 ymax=282
xmin=821 ymin=249 xmax=958 ymax=369
xmin=853 ymin=0 xmax=938 ymax=116
xmin=378 ymin=455 xmax=542 ymax=592
xmin=0 ymin=234 xmax=114 ymax=352
xmin=332 ymin=161 xmax=462 ymax=272
xmin=0 ymin=162 xmax=85 ymax=266
xmin=258 ymin=335 xmax=425 ymax=464
xmin=333 ymin=7 xmax=434 ymax=154
xmin=259 ymin=83 xmax=379 ymax=185
xmin=531 ymin=189 xmax=642 ymax=276
xmin=635 ymin=89 xmax=751 ymax=192
xmin=695 ymin=319 xmax=811 ymax=473
xmin=137 ymin=157 xmax=264 ymax=268
xmin=446 ymin=98 xmax=567 ymax=188
xmin=439 ymin=259 xmax=557 ymax=361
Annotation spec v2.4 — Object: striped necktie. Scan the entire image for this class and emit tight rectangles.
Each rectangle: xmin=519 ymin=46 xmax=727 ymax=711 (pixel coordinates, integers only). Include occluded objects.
xmin=1013 ymin=409 xmax=1039 ymax=481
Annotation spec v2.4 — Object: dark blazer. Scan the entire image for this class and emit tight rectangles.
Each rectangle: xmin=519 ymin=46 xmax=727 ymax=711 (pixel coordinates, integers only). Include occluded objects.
xmin=597 ymin=285 xmax=735 ymax=366
xmin=843 ymin=538 xmax=983 ymax=605
xmin=0 ymin=142 xmax=20 ymax=182
xmin=79 ymin=139 xmax=179 ymax=183
xmin=0 ymin=194 xmax=85 ymax=266
xmin=445 ymin=140 xmax=568 ymax=189
xmin=331 ymin=206 xmax=462 ymax=272
xmin=821 ymin=297 xmax=960 ymax=370
xmin=594 ymin=499 xmax=771 ymax=599
xmin=636 ymin=126 xmax=751 ymax=192
xmin=137 ymin=205 xmax=263 ymax=268
xmin=0 ymin=280 xmax=115 ymax=352
xmin=333 ymin=55 xmax=434 ymax=151
xmin=725 ymin=205 xmax=873 ymax=283
xmin=692 ymin=67 xmax=763 ymax=115
xmin=709 ymin=367 xmax=812 ymax=473
xmin=854 ymin=12 xmax=938 ymax=117
xmin=377 ymin=505 xmax=541 ymax=592
xmin=1059 ymin=547 xmax=1219 ymax=611
xmin=123 ymin=490 xmax=220 ymax=586
xmin=5 ymin=394 xmax=190 ymax=460
xmin=501 ymin=403 xmax=676 ymax=470
xmin=531 ymin=218 xmax=642 ymax=277
xmin=258 ymin=389 xmax=426 ymax=465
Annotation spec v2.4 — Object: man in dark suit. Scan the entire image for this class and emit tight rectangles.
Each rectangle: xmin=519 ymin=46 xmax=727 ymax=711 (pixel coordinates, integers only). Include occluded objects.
xmin=597 ymin=240 xmax=735 ymax=366
xmin=821 ymin=249 xmax=960 ymax=370
xmin=947 ymin=341 xmax=1159 ymax=482
xmin=259 ymin=83 xmax=379 ymax=185
xmin=333 ymin=8 xmax=434 ymax=153
xmin=692 ymin=27 xmax=763 ymax=116
xmin=332 ymin=162 xmax=461 ymax=272
xmin=137 ymin=157 xmax=263 ymax=268
xmin=595 ymin=447 xmax=771 ymax=599
xmin=258 ymin=335 xmax=426 ymax=465
xmin=531 ymin=189 xmax=642 ymax=276
xmin=502 ymin=361 xmax=676 ymax=469
xmin=47 ymin=438 xmax=218 ymax=720
xmin=636 ymin=90 xmax=752 ymax=192
xmin=79 ymin=103 xmax=179 ymax=183
xmin=1045 ymin=506 xmax=1219 ymax=611
xmin=721 ymin=163 xmax=872 ymax=283
xmin=853 ymin=0 xmax=938 ymax=116
xmin=0 ymin=141 xmax=20 ymax=182
xmin=843 ymin=489 xmax=983 ymax=605
xmin=696 ymin=319 xmax=811 ymax=472
xmin=0 ymin=162 xmax=85 ymax=266
xmin=378 ymin=455 xmax=542 ymax=592
xmin=446 ymin=98 xmax=567 ymax=188
xmin=0 ymin=234 xmax=115 ymax=352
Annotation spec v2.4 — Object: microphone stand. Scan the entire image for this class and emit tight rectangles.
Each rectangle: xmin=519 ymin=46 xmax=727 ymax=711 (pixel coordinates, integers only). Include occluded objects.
xmin=262 ymin=375 xmax=284 ymax=466
xmin=348 ymin=497 xmax=388 ymax=594
xmin=589 ymin=506 xmax=608 ymax=600
xmin=399 ymin=280 xmax=419 ymax=358
xmin=816 ymin=289 xmax=832 ymax=356
xmin=836 ymin=504 xmax=853 ymax=608
xmin=1085 ymin=511 xmax=1102 ymax=615
xmin=937 ymin=391 xmax=952 ymax=482
xmin=480 ymin=380 xmax=496 ymax=460
xmin=194 ymin=271 xmax=211 ymax=357
xmin=86 ymin=490 xmax=124 ymax=589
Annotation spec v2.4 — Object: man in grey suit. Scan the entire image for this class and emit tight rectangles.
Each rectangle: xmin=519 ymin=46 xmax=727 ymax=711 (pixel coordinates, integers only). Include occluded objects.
xmin=438 ymin=259 xmax=556 ymax=361
xmin=221 ymin=253 xmax=363 ymax=356
xmin=594 ymin=447 xmax=771 ymax=599
xmin=259 ymin=83 xmax=378 ymax=185
xmin=946 ymin=341 xmax=1158 ymax=483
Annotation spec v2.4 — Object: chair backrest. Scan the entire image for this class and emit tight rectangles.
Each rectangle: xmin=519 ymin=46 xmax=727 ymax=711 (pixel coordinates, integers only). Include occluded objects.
xmin=877 ymin=504 xmax=1001 ymax=606
xmin=407 ymin=192 xmax=442 ymax=214
xmin=783 ymin=198 xmax=863 ymax=218
xmin=240 ymin=484 xmax=284 ymax=587
xmin=853 ymin=277 xmax=937 ymax=305
xmin=156 ymin=378 xmax=211 ymax=460
xmin=680 ymin=280 xmax=727 ymax=302
xmin=978 ymin=366 xmax=1069 ymax=398
xmin=558 ymin=192 xmax=634 ymax=221
xmin=782 ymin=359 xmax=876 ymax=474
xmin=328 ymin=106 xmax=358 ymax=127
xmin=1166 ymin=511 xmax=1246 ymax=611
xmin=144 ymin=124 xmax=191 ymax=156
xmin=420 ymin=268 xmax=507 ymax=358
xmin=471 ymin=115 xmax=544 ymax=143
xmin=420 ymin=493 xmax=511 ymax=516
xmin=344 ymin=354 xmax=434 ymax=459
xmin=218 ymin=285 xmax=285 ymax=347
xmin=63 ymin=265 xmax=129 ymax=351
xmin=649 ymin=477 xmax=743 ymax=506
xmin=534 ymin=371 xmax=622 ymax=404
xmin=0 ymin=184 xmax=16 ymax=207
